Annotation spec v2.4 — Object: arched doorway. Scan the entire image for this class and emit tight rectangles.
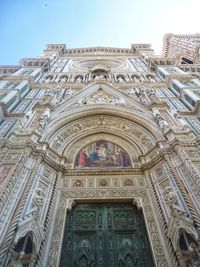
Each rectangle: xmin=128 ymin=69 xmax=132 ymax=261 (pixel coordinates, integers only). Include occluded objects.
xmin=59 ymin=202 xmax=155 ymax=267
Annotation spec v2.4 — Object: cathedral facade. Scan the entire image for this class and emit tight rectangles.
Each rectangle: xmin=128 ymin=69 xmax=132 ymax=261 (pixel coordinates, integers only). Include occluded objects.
xmin=0 ymin=34 xmax=200 ymax=267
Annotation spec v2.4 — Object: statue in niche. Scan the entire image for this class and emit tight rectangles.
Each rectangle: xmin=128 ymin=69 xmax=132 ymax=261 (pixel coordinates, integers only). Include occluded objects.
xmin=16 ymin=110 xmax=32 ymax=131
xmin=38 ymin=109 xmax=50 ymax=131
xmin=41 ymin=88 xmax=55 ymax=103
xmin=153 ymin=109 xmax=169 ymax=131
xmin=147 ymin=88 xmax=160 ymax=104
xmin=147 ymin=75 xmax=156 ymax=82
xmin=43 ymin=76 xmax=53 ymax=83
xmin=117 ymin=76 xmax=125 ymax=83
xmin=172 ymin=112 xmax=189 ymax=129
xmin=59 ymin=76 xmax=68 ymax=83
xmin=75 ymin=140 xmax=131 ymax=168
xmin=94 ymin=74 xmax=106 ymax=80
xmin=138 ymin=87 xmax=149 ymax=104
xmin=132 ymin=75 xmax=141 ymax=82
xmin=54 ymin=88 xmax=63 ymax=104
xmin=75 ymin=76 xmax=83 ymax=83
xmin=157 ymin=115 xmax=169 ymax=130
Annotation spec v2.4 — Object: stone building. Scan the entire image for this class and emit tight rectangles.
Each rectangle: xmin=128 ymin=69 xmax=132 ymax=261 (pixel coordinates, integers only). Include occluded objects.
xmin=0 ymin=34 xmax=200 ymax=267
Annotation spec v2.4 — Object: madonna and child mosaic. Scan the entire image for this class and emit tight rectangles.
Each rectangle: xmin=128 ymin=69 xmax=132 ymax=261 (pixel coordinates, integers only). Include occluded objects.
xmin=76 ymin=140 xmax=131 ymax=168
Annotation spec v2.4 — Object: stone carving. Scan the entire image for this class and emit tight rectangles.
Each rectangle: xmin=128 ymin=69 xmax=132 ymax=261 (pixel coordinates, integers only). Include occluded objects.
xmin=186 ymin=150 xmax=199 ymax=158
xmin=96 ymin=116 xmax=106 ymax=127
xmin=41 ymin=88 xmax=55 ymax=103
xmin=0 ymin=165 xmax=12 ymax=187
xmin=99 ymin=179 xmax=107 ymax=186
xmin=16 ymin=111 xmax=32 ymax=132
xmin=37 ymin=108 xmax=50 ymax=132
xmin=117 ymin=75 xmax=126 ymax=83
xmin=174 ymin=113 xmax=189 ymax=129
xmin=50 ymin=115 xmax=156 ymax=156
xmin=0 ymin=152 xmax=6 ymax=162
xmin=5 ymin=153 xmax=21 ymax=161
xmin=124 ymin=178 xmax=133 ymax=186
xmin=147 ymin=89 xmax=161 ymax=104
xmin=53 ymin=135 xmax=64 ymax=148
xmin=43 ymin=75 xmax=53 ymax=83
xmin=76 ymin=90 xmax=125 ymax=106
xmin=138 ymin=86 xmax=149 ymax=104
xmin=33 ymin=189 xmax=45 ymax=206
xmin=120 ymin=88 xmax=140 ymax=101
xmin=74 ymin=179 xmax=83 ymax=187
xmin=75 ymin=76 xmax=83 ymax=83
xmin=94 ymin=74 xmax=106 ymax=80
xmin=58 ymin=75 xmax=68 ymax=83
xmin=146 ymin=74 xmax=156 ymax=82
xmin=131 ymin=75 xmax=141 ymax=83
xmin=163 ymin=186 xmax=179 ymax=210
xmin=153 ymin=110 xmax=169 ymax=131
xmin=54 ymin=88 xmax=63 ymax=104
xmin=155 ymin=166 xmax=165 ymax=176
xmin=43 ymin=168 xmax=51 ymax=178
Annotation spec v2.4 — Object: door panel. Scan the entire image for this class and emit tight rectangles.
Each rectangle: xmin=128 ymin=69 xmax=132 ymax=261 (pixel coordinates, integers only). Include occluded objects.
xmin=59 ymin=203 xmax=155 ymax=267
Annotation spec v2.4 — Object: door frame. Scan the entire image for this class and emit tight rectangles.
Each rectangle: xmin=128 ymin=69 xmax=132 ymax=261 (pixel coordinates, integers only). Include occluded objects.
xmin=46 ymin=188 xmax=171 ymax=267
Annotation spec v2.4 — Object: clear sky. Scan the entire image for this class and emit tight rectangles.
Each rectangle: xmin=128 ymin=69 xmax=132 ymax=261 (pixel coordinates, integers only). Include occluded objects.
xmin=0 ymin=0 xmax=200 ymax=65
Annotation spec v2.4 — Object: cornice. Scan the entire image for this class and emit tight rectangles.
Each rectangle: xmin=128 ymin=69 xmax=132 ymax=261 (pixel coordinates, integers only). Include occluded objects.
xmin=64 ymin=47 xmax=134 ymax=56
xmin=179 ymin=100 xmax=200 ymax=115
xmin=64 ymin=168 xmax=142 ymax=176
xmin=30 ymin=80 xmax=167 ymax=90
xmin=165 ymin=74 xmax=193 ymax=85
xmin=0 ymin=75 xmax=33 ymax=82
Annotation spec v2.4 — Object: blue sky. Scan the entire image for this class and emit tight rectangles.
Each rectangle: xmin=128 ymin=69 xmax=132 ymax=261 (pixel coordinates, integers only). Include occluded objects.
xmin=0 ymin=0 xmax=200 ymax=65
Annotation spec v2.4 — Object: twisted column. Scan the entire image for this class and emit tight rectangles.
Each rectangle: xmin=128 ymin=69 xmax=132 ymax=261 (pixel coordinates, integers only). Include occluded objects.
xmin=0 ymin=154 xmax=40 ymax=267
xmin=164 ymin=153 xmax=200 ymax=233
xmin=145 ymin=169 xmax=180 ymax=267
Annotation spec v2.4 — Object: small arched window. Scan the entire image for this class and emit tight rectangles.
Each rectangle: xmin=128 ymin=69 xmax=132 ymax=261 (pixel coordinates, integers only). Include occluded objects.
xmin=179 ymin=230 xmax=197 ymax=251
xmin=13 ymin=233 xmax=34 ymax=266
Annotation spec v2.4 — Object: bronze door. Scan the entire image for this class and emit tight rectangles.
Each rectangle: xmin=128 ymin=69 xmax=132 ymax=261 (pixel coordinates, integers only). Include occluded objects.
xmin=59 ymin=203 xmax=155 ymax=267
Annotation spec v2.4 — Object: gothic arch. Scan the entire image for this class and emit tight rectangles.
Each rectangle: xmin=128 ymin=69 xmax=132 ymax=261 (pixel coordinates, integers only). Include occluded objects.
xmin=14 ymin=226 xmax=43 ymax=254
xmin=41 ymin=111 xmax=163 ymax=160
xmin=42 ymin=107 xmax=163 ymax=146
xmin=173 ymin=227 xmax=199 ymax=251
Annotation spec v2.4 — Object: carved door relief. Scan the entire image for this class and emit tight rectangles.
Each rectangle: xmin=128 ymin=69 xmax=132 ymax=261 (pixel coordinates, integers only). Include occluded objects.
xmin=59 ymin=203 xmax=155 ymax=267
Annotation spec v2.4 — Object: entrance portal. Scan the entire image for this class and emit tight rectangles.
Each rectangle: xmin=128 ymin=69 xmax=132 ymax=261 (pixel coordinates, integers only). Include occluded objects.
xmin=59 ymin=203 xmax=155 ymax=267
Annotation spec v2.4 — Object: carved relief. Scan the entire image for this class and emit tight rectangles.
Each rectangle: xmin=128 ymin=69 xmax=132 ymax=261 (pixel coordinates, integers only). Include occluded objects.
xmin=0 ymin=165 xmax=13 ymax=187
xmin=73 ymin=179 xmax=83 ymax=187
xmin=123 ymin=178 xmax=134 ymax=186
xmin=49 ymin=115 xmax=156 ymax=161
xmin=75 ymin=89 xmax=125 ymax=106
